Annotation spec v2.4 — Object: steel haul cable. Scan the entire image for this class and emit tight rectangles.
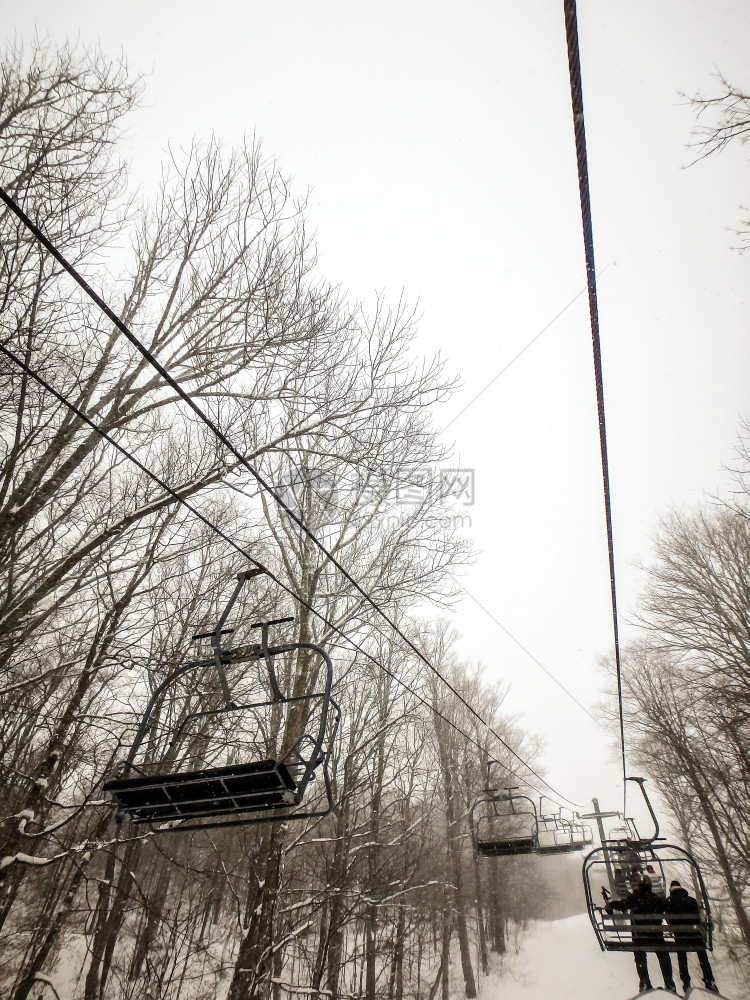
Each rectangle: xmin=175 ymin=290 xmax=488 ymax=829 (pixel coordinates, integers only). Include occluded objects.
xmin=563 ymin=0 xmax=628 ymax=809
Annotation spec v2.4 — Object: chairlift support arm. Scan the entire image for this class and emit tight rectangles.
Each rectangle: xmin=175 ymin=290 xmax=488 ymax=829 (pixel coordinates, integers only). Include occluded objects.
xmin=626 ymin=777 xmax=660 ymax=846
xmin=210 ymin=569 xmax=266 ymax=707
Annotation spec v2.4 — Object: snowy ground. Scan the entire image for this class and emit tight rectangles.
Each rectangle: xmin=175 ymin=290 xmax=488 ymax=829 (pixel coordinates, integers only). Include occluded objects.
xmin=32 ymin=911 xmax=747 ymax=1000
xmin=478 ymin=913 xmax=745 ymax=1000
xmin=478 ymin=913 xmax=639 ymax=1000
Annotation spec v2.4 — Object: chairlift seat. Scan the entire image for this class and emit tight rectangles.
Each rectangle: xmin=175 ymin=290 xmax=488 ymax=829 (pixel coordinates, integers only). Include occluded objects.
xmin=591 ymin=908 xmax=709 ymax=952
xmin=537 ymin=841 xmax=578 ymax=856
xmin=476 ymin=836 xmax=537 ymax=857
xmin=104 ymin=582 xmax=341 ymax=831
xmin=104 ymin=759 xmax=300 ymax=824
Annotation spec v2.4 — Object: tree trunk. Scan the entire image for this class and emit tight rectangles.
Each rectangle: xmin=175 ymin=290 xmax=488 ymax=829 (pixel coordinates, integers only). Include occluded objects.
xmin=84 ymin=836 xmax=142 ymax=1000
xmin=11 ymin=859 xmax=88 ymax=1000
xmin=469 ymin=812 xmax=489 ymax=973
xmin=440 ymin=901 xmax=451 ymax=1000
xmin=387 ymin=905 xmax=405 ymax=1000
xmin=312 ymin=901 xmax=330 ymax=992
xmin=365 ymin=903 xmax=377 ymax=1000
xmin=694 ymin=776 xmax=750 ymax=947
xmin=433 ymin=713 xmax=476 ymax=998
xmin=129 ymin=855 xmax=172 ymax=981
xmin=488 ymin=861 xmax=506 ymax=954
xmin=228 ymin=825 xmax=285 ymax=1000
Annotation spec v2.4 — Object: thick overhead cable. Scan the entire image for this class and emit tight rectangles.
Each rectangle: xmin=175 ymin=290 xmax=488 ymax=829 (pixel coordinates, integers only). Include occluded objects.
xmin=563 ymin=0 xmax=627 ymax=804
xmin=0 ymin=190 xmax=583 ymax=810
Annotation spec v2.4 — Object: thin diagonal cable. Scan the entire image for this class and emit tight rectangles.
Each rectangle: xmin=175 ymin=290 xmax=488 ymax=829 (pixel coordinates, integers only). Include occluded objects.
xmin=460 ymin=584 xmax=601 ymax=727
xmin=443 ymin=269 xmax=612 ymax=434
xmin=563 ymin=0 xmax=627 ymax=811
xmin=0 ymin=339 xmax=583 ymax=810
xmin=0 ymin=189 xmax=472 ymax=714
xmin=0 ymin=186 xmax=568 ymax=802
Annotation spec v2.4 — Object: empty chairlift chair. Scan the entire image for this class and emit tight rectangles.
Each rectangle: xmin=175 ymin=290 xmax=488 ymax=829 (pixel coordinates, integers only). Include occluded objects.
xmin=104 ymin=571 xmax=341 ymax=832
xmin=567 ymin=815 xmax=594 ymax=852
xmin=582 ymin=777 xmax=713 ymax=954
xmin=536 ymin=807 xmax=594 ymax=856
xmin=471 ymin=773 xmax=539 ymax=857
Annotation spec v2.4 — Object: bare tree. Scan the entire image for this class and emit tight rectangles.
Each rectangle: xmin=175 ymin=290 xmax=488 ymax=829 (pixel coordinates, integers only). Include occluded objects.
xmin=0 ymin=37 xmax=545 ymax=1000
xmin=614 ymin=495 xmax=750 ymax=953
xmin=688 ymin=73 xmax=750 ymax=247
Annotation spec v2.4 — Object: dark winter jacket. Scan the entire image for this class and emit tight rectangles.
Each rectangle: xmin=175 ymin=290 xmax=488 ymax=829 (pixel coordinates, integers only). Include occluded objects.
xmin=607 ymin=885 xmax=667 ymax=944
xmin=665 ymin=886 xmax=705 ymax=945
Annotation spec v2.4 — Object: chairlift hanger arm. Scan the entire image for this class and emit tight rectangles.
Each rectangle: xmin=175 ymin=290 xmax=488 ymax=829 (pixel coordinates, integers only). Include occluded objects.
xmin=212 ymin=569 xmax=267 ymax=647
xmin=626 ymin=776 xmax=659 ymax=845
xmin=210 ymin=569 xmax=266 ymax=707
xmin=505 ymin=788 xmax=536 ymax=817
xmin=254 ymin=617 xmax=294 ymax=700
xmin=482 ymin=759 xmax=500 ymax=790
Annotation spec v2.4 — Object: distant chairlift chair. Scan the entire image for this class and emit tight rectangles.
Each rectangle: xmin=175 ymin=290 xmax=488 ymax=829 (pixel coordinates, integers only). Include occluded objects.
xmin=104 ymin=570 xmax=341 ymax=832
xmin=536 ymin=806 xmax=594 ymax=856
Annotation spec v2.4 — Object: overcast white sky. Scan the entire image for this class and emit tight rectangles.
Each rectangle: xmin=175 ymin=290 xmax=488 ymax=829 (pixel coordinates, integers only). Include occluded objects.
xmin=9 ymin=1 xmax=750 ymax=825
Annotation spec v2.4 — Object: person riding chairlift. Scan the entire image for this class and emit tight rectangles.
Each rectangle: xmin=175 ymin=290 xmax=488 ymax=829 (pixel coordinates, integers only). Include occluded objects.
xmin=666 ymin=880 xmax=719 ymax=994
xmin=605 ymin=873 xmax=676 ymax=994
